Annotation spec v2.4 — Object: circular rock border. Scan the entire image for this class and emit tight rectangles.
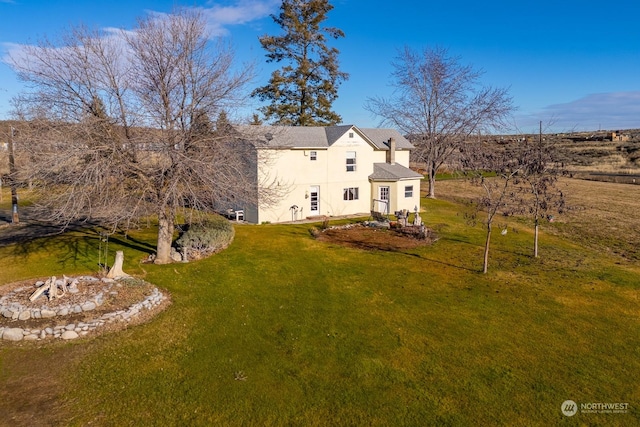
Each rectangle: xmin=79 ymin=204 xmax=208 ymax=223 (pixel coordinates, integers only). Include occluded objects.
xmin=0 ymin=276 xmax=169 ymax=342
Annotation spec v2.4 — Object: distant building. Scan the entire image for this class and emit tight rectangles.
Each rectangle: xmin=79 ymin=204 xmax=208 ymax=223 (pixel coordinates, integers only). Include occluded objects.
xmin=611 ymin=131 xmax=630 ymax=142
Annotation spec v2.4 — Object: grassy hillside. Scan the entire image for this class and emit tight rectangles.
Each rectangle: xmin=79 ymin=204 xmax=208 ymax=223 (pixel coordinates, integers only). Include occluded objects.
xmin=0 ymin=181 xmax=639 ymax=426
xmin=412 ymin=128 xmax=640 ymax=184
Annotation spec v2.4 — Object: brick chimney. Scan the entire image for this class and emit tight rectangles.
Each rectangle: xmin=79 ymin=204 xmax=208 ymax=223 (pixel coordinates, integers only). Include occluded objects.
xmin=386 ymin=137 xmax=396 ymax=165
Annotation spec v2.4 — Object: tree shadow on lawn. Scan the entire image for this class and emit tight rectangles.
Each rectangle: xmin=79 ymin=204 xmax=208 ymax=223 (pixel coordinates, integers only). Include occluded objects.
xmin=1 ymin=221 xmax=156 ymax=271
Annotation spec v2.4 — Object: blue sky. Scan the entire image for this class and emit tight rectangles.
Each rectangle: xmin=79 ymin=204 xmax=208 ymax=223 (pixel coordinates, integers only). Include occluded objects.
xmin=1 ymin=0 xmax=638 ymax=134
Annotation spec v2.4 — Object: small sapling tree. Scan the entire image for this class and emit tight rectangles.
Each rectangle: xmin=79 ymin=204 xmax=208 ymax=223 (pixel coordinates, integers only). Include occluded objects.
xmin=462 ymin=143 xmax=522 ymax=273
xmin=513 ymin=123 xmax=567 ymax=257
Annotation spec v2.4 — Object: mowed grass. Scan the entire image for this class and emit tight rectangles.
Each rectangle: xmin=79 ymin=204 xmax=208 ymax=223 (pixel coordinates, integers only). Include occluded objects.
xmin=0 ymin=182 xmax=639 ymax=426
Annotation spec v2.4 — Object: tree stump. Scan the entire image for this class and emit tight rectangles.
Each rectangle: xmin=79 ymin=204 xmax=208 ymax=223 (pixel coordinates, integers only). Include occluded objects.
xmin=107 ymin=251 xmax=130 ymax=279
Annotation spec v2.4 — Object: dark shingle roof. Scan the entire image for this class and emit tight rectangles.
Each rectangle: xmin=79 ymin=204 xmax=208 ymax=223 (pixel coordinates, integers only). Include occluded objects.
xmin=324 ymin=125 xmax=354 ymax=145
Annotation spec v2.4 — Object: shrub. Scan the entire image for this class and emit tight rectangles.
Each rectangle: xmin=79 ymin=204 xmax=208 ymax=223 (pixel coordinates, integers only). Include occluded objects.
xmin=176 ymin=218 xmax=235 ymax=260
xmin=309 ymin=226 xmax=320 ymax=237
xmin=321 ymin=217 xmax=330 ymax=230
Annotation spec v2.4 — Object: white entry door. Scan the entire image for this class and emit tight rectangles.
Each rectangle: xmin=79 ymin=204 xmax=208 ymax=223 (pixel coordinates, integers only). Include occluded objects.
xmin=377 ymin=186 xmax=390 ymax=214
xmin=309 ymin=186 xmax=320 ymax=216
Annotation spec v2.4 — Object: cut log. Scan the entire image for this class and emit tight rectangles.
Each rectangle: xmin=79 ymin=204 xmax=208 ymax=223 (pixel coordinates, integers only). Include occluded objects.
xmin=29 ymin=285 xmax=47 ymax=302
xmin=48 ymin=276 xmax=57 ymax=301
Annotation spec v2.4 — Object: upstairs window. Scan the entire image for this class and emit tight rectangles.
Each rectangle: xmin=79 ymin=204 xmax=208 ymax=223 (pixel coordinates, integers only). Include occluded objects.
xmin=310 ymin=151 xmax=317 ymax=161
xmin=346 ymin=151 xmax=356 ymax=172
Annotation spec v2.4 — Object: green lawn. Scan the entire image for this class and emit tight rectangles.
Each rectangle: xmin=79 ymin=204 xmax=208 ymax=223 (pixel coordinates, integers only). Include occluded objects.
xmin=0 ymin=185 xmax=638 ymax=426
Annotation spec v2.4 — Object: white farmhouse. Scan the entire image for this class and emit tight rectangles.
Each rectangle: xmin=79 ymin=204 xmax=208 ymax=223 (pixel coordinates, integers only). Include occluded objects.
xmin=236 ymin=125 xmax=423 ymax=224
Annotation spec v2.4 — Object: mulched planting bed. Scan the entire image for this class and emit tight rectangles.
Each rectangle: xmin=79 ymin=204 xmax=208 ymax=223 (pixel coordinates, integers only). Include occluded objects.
xmin=315 ymin=223 xmax=436 ymax=251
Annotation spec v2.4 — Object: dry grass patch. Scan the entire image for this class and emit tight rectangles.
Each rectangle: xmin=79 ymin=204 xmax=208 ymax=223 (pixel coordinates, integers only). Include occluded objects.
xmin=437 ymin=177 xmax=640 ymax=262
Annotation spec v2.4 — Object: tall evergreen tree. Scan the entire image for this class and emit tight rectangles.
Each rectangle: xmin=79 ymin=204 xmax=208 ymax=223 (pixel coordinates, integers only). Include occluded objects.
xmin=252 ymin=0 xmax=348 ymax=126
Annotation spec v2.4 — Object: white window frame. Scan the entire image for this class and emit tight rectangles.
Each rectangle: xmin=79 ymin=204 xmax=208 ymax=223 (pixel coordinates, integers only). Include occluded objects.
xmin=310 ymin=151 xmax=317 ymax=161
xmin=404 ymin=185 xmax=414 ymax=198
xmin=343 ymin=187 xmax=359 ymax=201
xmin=346 ymin=151 xmax=356 ymax=172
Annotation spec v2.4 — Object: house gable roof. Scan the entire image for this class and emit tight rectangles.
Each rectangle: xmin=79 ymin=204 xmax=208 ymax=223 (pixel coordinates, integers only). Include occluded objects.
xmin=236 ymin=125 xmax=414 ymax=151
xmin=236 ymin=125 xmax=328 ymax=148
xmin=324 ymin=125 xmax=355 ymax=146
xmin=369 ymin=162 xmax=423 ymax=181
xmin=359 ymin=128 xmax=413 ymax=150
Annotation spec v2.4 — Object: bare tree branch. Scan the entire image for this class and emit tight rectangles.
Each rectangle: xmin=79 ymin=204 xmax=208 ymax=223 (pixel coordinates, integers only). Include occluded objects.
xmin=365 ymin=46 xmax=514 ymax=198
xmin=8 ymin=9 xmax=272 ymax=264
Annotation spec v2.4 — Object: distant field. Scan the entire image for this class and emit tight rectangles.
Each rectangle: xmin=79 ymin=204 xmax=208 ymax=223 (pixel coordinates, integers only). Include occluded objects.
xmin=435 ymin=177 xmax=640 ymax=262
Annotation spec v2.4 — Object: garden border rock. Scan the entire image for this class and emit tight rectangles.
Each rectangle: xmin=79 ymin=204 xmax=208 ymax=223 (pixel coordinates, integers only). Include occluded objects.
xmin=0 ymin=275 xmax=169 ymax=342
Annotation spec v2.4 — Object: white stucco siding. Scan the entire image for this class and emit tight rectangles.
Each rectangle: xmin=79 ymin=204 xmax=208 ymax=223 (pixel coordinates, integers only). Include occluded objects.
xmin=372 ymin=149 xmax=410 ymax=167
xmin=256 ymin=133 xmax=377 ymax=222
xmin=394 ymin=150 xmax=411 ymax=167
xmin=371 ymin=178 xmax=422 ymax=215
xmin=259 ymin=148 xmax=328 ymax=187
xmin=327 ymin=132 xmax=377 ymax=177
xmin=394 ymin=179 xmax=422 ymax=213
xmin=257 ymin=148 xmax=328 ymax=223
xmin=322 ymin=133 xmax=376 ymax=216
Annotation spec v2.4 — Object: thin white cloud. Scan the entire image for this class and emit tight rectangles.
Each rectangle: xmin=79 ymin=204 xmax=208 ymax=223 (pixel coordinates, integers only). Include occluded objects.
xmin=205 ymin=0 xmax=278 ymax=23
xmin=2 ymin=0 xmax=278 ymax=69
xmin=514 ymin=92 xmax=640 ymax=133
xmin=2 ymin=42 xmax=26 ymax=63
xmin=202 ymin=0 xmax=279 ymax=36
xmin=148 ymin=0 xmax=279 ymax=37
xmin=544 ymin=92 xmax=640 ymax=131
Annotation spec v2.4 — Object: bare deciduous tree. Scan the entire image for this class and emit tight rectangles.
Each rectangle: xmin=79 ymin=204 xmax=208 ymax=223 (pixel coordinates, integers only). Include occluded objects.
xmin=8 ymin=9 xmax=266 ymax=263
xmin=462 ymin=144 xmax=521 ymax=273
xmin=365 ymin=46 xmax=514 ymax=198
xmin=513 ymin=123 xmax=567 ymax=258
xmin=462 ymin=127 xmax=568 ymax=272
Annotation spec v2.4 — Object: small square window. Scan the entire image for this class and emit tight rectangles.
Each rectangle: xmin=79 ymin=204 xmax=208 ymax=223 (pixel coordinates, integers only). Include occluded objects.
xmin=343 ymin=187 xmax=359 ymax=201
xmin=404 ymin=185 xmax=413 ymax=198
xmin=349 ymin=132 xmax=354 ymax=138
xmin=310 ymin=151 xmax=317 ymax=161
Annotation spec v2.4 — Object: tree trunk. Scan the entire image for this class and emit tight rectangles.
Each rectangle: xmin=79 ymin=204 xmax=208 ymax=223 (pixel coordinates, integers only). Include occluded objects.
xmin=534 ymin=218 xmax=539 ymax=258
xmin=155 ymin=208 xmax=174 ymax=264
xmin=8 ymin=126 xmax=19 ymax=224
xmin=483 ymin=223 xmax=491 ymax=273
xmin=427 ymin=168 xmax=436 ymax=198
